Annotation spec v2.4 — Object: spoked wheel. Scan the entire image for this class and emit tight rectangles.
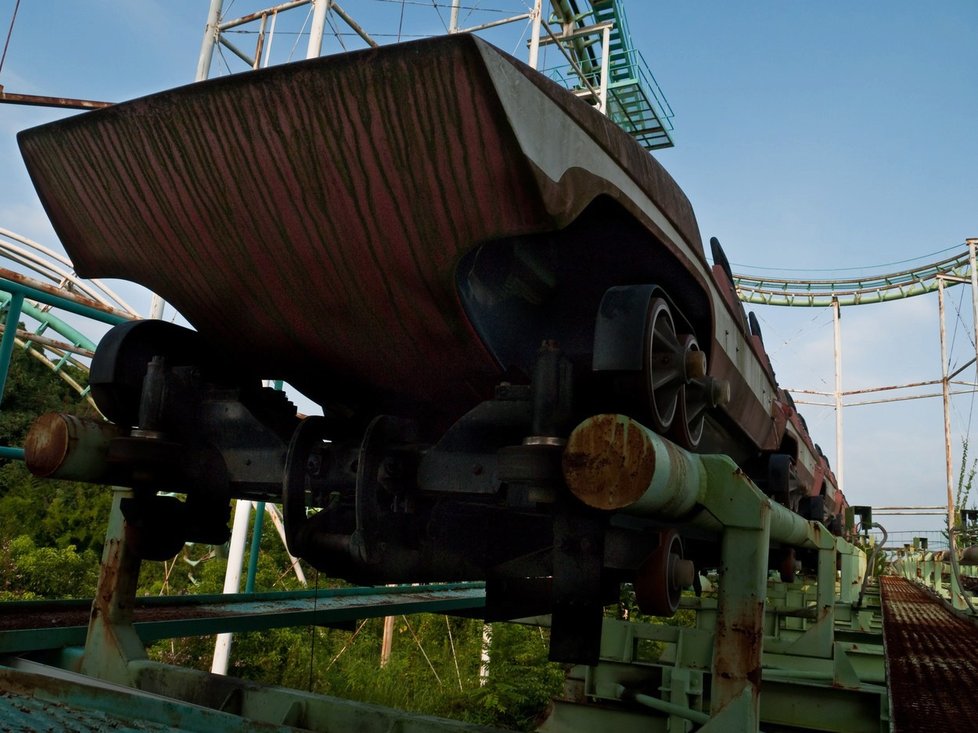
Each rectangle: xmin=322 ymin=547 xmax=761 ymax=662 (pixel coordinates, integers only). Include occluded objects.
xmin=670 ymin=334 xmax=708 ymax=449
xmin=283 ymin=415 xmax=329 ymax=557
xmin=644 ymin=298 xmax=685 ymax=433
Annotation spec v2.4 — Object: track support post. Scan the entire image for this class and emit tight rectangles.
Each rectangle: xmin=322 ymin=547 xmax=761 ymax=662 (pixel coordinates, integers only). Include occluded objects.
xmin=79 ymin=487 xmax=146 ymax=686
xmin=697 ymin=458 xmax=770 ymax=731
xmin=838 ymin=537 xmax=863 ymax=605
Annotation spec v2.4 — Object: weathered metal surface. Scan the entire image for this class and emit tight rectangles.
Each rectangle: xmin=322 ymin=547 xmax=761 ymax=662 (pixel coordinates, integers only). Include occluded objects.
xmin=19 ymin=35 xmax=702 ymax=432
xmin=562 ymin=413 xmax=832 ymax=551
xmin=24 ymin=411 xmax=122 ymax=479
xmin=0 ymin=583 xmax=486 ymax=654
xmin=0 ymin=87 xmax=112 ymax=109
xmin=710 ymin=523 xmax=768 ymax=727
xmin=881 ymin=575 xmax=978 ymax=732
xmin=2 ymin=655 xmax=511 ymax=732
xmin=0 ymin=680 xmax=179 ymax=732
xmin=562 ymin=413 xmax=701 ymax=515
xmin=80 ymin=489 xmax=147 ymax=686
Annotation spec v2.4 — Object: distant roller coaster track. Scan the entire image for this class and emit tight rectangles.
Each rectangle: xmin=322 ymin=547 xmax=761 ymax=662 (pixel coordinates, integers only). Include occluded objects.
xmin=0 ymin=227 xmax=138 ymax=403
xmin=733 ymin=243 xmax=975 ymax=307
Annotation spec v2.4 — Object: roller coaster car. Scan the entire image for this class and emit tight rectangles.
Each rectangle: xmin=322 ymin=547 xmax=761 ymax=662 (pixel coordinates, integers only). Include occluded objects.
xmin=18 ymin=34 xmax=846 ymax=663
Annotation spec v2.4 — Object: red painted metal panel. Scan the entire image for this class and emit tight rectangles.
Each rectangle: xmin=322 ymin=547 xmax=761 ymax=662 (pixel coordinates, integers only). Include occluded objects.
xmin=18 ymin=35 xmax=706 ymax=432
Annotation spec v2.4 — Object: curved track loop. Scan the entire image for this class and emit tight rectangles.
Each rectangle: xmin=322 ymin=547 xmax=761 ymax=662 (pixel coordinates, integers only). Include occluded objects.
xmin=734 ymin=245 xmax=975 ymax=307
xmin=0 ymin=227 xmax=141 ymax=402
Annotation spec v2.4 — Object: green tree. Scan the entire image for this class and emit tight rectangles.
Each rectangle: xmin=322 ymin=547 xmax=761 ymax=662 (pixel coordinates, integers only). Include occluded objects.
xmin=0 ymin=534 xmax=99 ymax=599
xmin=0 ymin=348 xmax=110 ymax=558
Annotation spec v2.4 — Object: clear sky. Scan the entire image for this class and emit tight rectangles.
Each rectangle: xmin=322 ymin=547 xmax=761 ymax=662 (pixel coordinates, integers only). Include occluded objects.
xmin=0 ymin=1 xmax=975 ymax=539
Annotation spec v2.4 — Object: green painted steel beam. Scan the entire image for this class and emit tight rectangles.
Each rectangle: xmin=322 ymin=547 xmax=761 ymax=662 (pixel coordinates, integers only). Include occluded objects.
xmin=545 ymin=1 xmax=674 ymax=150
xmin=0 ymin=583 xmax=486 ymax=654
xmin=1 ymin=659 xmax=507 ymax=733
xmin=0 ymin=274 xmax=130 ymax=326
xmin=0 ymin=290 xmax=104 ymax=352
xmin=0 ymin=292 xmax=25 ymax=404
xmin=1 ymin=663 xmax=296 ymax=733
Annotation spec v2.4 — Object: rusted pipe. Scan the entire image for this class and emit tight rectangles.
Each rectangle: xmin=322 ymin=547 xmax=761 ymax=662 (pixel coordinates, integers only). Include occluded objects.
xmin=562 ymin=414 xmax=825 ymax=549
xmin=0 ymin=89 xmax=111 ymax=109
xmin=24 ymin=412 xmax=122 ymax=480
xmin=562 ymin=413 xmax=703 ymax=517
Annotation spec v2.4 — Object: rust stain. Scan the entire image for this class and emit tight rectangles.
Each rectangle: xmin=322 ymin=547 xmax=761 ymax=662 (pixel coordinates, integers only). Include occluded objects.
xmin=563 ymin=415 xmax=655 ymax=510
xmin=713 ymin=599 xmax=765 ymax=711
xmin=23 ymin=412 xmax=69 ymax=477
xmin=0 ymin=267 xmax=132 ymax=320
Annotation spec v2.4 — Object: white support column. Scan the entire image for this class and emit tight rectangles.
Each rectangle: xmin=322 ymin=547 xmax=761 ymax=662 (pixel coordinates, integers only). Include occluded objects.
xmin=449 ymin=0 xmax=461 ymax=33
xmin=195 ymin=0 xmax=224 ymax=82
xmin=598 ymin=24 xmax=611 ymax=114
xmin=832 ymin=297 xmax=844 ymax=493
xmin=528 ymin=0 xmax=543 ymax=69
xmin=939 ymin=278 xmax=955 ymax=540
xmin=252 ymin=13 xmax=269 ymax=70
xmin=211 ymin=499 xmax=252 ymax=675
xmin=306 ymin=0 xmax=330 ymax=59
xmin=968 ymin=238 xmax=978 ymax=374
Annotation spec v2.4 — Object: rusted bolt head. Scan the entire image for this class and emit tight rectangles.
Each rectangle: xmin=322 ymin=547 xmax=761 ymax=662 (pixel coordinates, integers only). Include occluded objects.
xmin=685 ymin=351 xmax=708 ymax=380
xmin=672 ymin=557 xmax=696 ymax=589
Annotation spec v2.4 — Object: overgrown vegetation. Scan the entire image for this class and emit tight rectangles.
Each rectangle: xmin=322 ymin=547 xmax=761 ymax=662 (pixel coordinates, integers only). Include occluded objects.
xmin=954 ymin=438 xmax=978 ymax=547
xmin=135 ymin=527 xmax=565 ymax=730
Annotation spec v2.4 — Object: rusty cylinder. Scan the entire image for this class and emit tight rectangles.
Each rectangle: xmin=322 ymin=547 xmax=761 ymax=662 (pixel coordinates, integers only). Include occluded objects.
xmin=562 ymin=413 xmax=825 ymax=551
xmin=24 ymin=412 xmax=122 ymax=481
xmin=561 ymin=414 xmax=703 ymax=517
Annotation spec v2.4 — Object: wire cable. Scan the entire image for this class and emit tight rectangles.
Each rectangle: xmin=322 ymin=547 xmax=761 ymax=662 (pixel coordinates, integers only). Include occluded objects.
xmin=0 ymin=0 xmax=21 ymax=78
xmin=730 ymin=242 xmax=965 ymax=276
xmin=397 ymin=0 xmax=407 ymax=41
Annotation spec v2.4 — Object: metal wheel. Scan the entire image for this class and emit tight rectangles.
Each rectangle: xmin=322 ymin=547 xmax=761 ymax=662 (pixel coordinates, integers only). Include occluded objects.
xmin=670 ymin=334 xmax=708 ymax=449
xmin=283 ymin=415 xmax=329 ymax=556
xmin=635 ymin=530 xmax=693 ymax=616
xmin=89 ymin=320 xmax=205 ymax=427
xmin=644 ymin=298 xmax=684 ymax=433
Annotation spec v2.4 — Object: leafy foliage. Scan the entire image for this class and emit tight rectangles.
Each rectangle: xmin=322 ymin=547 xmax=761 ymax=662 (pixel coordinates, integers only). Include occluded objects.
xmin=0 ymin=348 xmax=110 ymax=560
xmin=0 ymin=534 xmax=99 ymax=599
xmin=0 ymin=349 xmax=107 ymax=600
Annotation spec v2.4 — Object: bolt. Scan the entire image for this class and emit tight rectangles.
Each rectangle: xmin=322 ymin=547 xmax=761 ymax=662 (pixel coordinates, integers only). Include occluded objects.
xmin=306 ymin=454 xmax=322 ymax=476
xmin=685 ymin=350 xmax=708 ymax=380
xmin=672 ymin=556 xmax=696 ymax=589
xmin=382 ymin=458 xmax=402 ymax=479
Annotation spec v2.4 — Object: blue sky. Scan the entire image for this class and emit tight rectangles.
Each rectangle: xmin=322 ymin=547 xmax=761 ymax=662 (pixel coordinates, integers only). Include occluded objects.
xmin=0 ymin=1 xmax=975 ymax=537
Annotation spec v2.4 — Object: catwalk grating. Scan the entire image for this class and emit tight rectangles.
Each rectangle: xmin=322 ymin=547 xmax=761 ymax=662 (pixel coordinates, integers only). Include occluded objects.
xmin=881 ymin=575 xmax=978 ymax=732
